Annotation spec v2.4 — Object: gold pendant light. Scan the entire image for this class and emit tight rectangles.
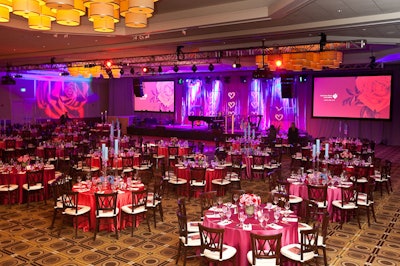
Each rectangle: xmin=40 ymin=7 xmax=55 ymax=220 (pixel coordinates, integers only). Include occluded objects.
xmin=56 ymin=9 xmax=80 ymax=25
xmin=13 ymin=0 xmax=40 ymax=18
xmin=0 ymin=0 xmax=12 ymax=22
xmin=128 ymin=0 xmax=153 ymax=14
xmin=125 ymin=11 xmax=146 ymax=28
xmin=93 ymin=16 xmax=114 ymax=32
xmin=29 ymin=15 xmax=51 ymax=30
xmin=45 ymin=0 xmax=74 ymax=9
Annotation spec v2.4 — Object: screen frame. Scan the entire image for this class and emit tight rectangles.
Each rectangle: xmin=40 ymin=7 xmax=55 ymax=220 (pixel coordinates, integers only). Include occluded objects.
xmin=311 ymin=70 xmax=393 ymax=121
xmin=133 ymin=79 xmax=176 ymax=113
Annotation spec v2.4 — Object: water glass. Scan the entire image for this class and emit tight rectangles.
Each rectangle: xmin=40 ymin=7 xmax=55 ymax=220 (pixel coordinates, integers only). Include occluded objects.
xmin=238 ymin=212 xmax=246 ymax=227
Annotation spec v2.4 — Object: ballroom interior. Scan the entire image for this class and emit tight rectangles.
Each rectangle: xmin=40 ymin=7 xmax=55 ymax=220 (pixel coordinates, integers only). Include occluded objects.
xmin=0 ymin=1 xmax=399 ymax=266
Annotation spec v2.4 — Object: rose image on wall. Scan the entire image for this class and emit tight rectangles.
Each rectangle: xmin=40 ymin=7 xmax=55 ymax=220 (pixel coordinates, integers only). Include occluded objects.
xmin=37 ymin=81 xmax=89 ymax=119
xmin=342 ymin=76 xmax=391 ymax=118
xmin=155 ymin=81 xmax=174 ymax=110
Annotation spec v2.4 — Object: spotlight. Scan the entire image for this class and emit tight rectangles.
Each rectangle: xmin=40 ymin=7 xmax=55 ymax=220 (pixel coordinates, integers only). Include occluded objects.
xmin=60 ymin=71 xmax=69 ymax=76
xmin=240 ymin=76 xmax=247 ymax=83
xmin=142 ymin=66 xmax=149 ymax=73
xmin=299 ymin=75 xmax=307 ymax=82
xmin=106 ymin=68 xmax=113 ymax=78
xmin=105 ymin=60 xmax=112 ymax=68
xmin=120 ymin=68 xmax=124 ymax=75
xmin=173 ymin=64 xmax=179 ymax=73
xmin=232 ymin=62 xmax=241 ymax=68
xmin=319 ymin=32 xmax=327 ymax=51
xmin=158 ymin=65 xmax=163 ymax=73
xmin=275 ymin=60 xmax=282 ymax=68
xmin=191 ymin=64 xmax=197 ymax=73
xmin=208 ymin=63 xmax=214 ymax=71
xmin=178 ymin=78 xmax=184 ymax=84
xmin=130 ymin=67 xmax=135 ymax=75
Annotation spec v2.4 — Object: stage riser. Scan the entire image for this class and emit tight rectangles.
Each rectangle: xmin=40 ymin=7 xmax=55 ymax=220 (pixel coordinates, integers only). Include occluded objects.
xmin=127 ymin=126 xmax=223 ymax=141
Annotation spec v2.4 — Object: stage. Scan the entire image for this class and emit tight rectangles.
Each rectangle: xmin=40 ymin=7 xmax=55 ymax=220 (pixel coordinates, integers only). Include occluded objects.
xmin=127 ymin=124 xmax=244 ymax=141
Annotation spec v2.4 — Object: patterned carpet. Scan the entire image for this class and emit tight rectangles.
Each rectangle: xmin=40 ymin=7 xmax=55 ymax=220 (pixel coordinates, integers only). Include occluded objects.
xmin=0 ymin=144 xmax=399 ymax=266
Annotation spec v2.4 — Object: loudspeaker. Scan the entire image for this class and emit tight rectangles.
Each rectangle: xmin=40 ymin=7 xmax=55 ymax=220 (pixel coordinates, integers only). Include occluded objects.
xmin=280 ymin=74 xmax=294 ymax=98
xmin=133 ymin=79 xmax=144 ymax=97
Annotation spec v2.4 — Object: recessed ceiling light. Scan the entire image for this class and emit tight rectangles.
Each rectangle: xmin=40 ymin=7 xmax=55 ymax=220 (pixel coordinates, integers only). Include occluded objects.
xmin=387 ymin=31 xmax=395 ymax=34
xmin=362 ymin=28 xmax=366 ymax=31
xmin=337 ymin=9 xmax=342 ymax=13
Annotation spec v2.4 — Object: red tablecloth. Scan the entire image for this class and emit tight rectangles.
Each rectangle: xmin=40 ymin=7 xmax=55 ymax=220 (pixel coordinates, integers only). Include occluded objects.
xmin=73 ymin=184 xmax=145 ymax=232
xmin=158 ymin=146 xmax=190 ymax=157
xmin=203 ymin=207 xmax=298 ymax=265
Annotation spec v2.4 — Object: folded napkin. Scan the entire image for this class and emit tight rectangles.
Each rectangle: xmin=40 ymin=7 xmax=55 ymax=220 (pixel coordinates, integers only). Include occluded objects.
xmin=217 ymin=220 xmax=232 ymax=226
xmin=76 ymin=188 xmax=90 ymax=193
xmin=268 ymin=223 xmax=283 ymax=230
xmin=243 ymin=224 xmax=252 ymax=231
xmin=282 ymin=217 xmax=298 ymax=222
xmin=206 ymin=214 xmax=220 ymax=219
xmin=118 ymin=190 xmax=125 ymax=194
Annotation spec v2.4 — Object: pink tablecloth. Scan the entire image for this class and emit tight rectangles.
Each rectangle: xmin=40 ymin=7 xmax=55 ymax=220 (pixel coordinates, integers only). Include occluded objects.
xmin=203 ymin=208 xmax=298 ymax=266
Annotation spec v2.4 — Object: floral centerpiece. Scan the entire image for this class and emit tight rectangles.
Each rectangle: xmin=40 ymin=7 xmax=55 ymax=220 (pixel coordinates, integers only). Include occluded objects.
xmin=194 ymin=153 xmax=207 ymax=166
xmin=17 ymin=154 xmax=30 ymax=168
xmin=239 ymin=193 xmax=261 ymax=217
xmin=340 ymin=150 xmax=353 ymax=160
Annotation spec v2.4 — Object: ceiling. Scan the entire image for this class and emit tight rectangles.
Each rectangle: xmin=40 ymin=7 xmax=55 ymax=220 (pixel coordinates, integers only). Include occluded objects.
xmin=1 ymin=0 xmax=400 ymax=74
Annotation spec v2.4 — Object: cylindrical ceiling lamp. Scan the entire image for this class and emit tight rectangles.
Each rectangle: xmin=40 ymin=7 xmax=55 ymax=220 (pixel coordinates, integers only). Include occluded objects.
xmin=45 ymin=0 xmax=74 ymax=9
xmin=93 ymin=16 xmax=114 ymax=32
xmin=0 ymin=0 xmax=12 ymax=22
xmin=88 ymin=2 xmax=113 ymax=21
xmin=73 ymin=0 xmax=85 ymax=16
xmin=40 ymin=5 xmax=56 ymax=21
xmin=119 ymin=0 xmax=127 ymax=16
xmin=111 ymin=68 xmax=121 ymax=78
xmin=29 ymin=15 xmax=51 ymax=29
xmin=125 ymin=11 xmax=146 ymax=28
xmin=56 ymin=9 xmax=80 ymax=25
xmin=13 ymin=0 xmax=40 ymax=18
xmin=89 ymin=65 xmax=101 ymax=77
xmin=128 ymin=0 xmax=153 ymax=14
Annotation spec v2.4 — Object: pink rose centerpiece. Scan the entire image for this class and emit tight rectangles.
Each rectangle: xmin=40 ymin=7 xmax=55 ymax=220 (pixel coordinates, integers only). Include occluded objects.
xmin=17 ymin=154 xmax=30 ymax=168
xmin=239 ymin=193 xmax=261 ymax=217
xmin=340 ymin=150 xmax=353 ymax=159
xmin=194 ymin=153 xmax=207 ymax=166
xmin=170 ymin=137 xmax=178 ymax=146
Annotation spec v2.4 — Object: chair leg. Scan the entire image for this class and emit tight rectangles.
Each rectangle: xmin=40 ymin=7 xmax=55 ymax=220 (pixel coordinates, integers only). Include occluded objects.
xmin=323 ymin=247 xmax=328 ymax=266
xmin=175 ymin=242 xmax=181 ymax=265
xmin=159 ymin=205 xmax=164 ymax=222
xmin=114 ymin=217 xmax=118 ymax=239
xmin=371 ymin=205 xmax=377 ymax=223
xmin=153 ymin=208 xmax=157 ymax=228
xmin=74 ymin=216 xmax=78 ymax=238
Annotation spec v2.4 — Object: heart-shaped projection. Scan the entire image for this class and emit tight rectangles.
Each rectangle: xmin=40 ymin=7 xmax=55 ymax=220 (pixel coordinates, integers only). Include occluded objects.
xmin=251 ymin=91 xmax=257 ymax=99
xmin=275 ymin=106 xmax=283 ymax=111
xmin=228 ymin=92 xmax=236 ymax=99
xmin=332 ymin=93 xmax=338 ymax=99
xmin=275 ymin=114 xmax=284 ymax=121
xmin=251 ymin=101 xmax=258 ymax=109
xmin=251 ymin=111 xmax=258 ymax=115
xmin=227 ymin=111 xmax=235 ymax=115
xmin=228 ymin=101 xmax=236 ymax=108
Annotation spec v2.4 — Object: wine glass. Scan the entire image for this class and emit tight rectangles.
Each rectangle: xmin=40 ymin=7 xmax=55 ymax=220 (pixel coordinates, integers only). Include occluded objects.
xmin=217 ymin=197 xmax=223 ymax=207
xmin=258 ymin=212 xmax=265 ymax=228
xmin=274 ymin=210 xmax=280 ymax=224
xmin=273 ymin=196 xmax=279 ymax=206
xmin=238 ymin=212 xmax=246 ymax=227
xmin=225 ymin=207 xmax=232 ymax=221
xmin=233 ymin=193 xmax=239 ymax=205
xmin=283 ymin=201 xmax=291 ymax=222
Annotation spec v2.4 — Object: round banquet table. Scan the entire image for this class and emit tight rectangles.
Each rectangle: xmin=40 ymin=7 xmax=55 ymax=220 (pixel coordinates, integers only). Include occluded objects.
xmin=157 ymin=146 xmax=190 ymax=157
xmin=203 ymin=207 xmax=298 ymax=266
xmin=174 ymin=166 xmax=227 ymax=196
xmin=0 ymin=165 xmax=55 ymax=204
xmin=72 ymin=182 xmax=145 ymax=232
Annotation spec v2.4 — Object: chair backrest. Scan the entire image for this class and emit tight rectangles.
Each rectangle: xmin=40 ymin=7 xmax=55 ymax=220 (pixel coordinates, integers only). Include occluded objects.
xmin=131 ymin=189 xmax=147 ymax=210
xmin=302 ymin=199 xmax=320 ymax=224
xmin=250 ymin=232 xmax=282 ymax=265
xmin=177 ymin=212 xmax=189 ymax=244
xmin=384 ymin=160 xmax=392 ymax=176
xmin=252 ymin=154 xmax=265 ymax=167
xmin=62 ymin=191 xmax=80 ymax=213
xmin=198 ymin=224 xmax=225 ymax=260
xmin=299 ymin=226 xmax=319 ymax=261
xmin=0 ymin=171 xmax=12 ymax=188
xmin=168 ymin=146 xmax=179 ymax=157
xmin=271 ymin=191 xmax=289 ymax=208
xmin=5 ymin=139 xmax=16 ymax=149
xmin=26 ymin=169 xmax=44 ymax=188
xmin=190 ymin=167 xmax=206 ymax=183
xmin=177 ymin=197 xmax=187 ymax=216
xmin=95 ymin=192 xmax=118 ymax=216
xmin=137 ymin=168 xmax=153 ymax=187
xmin=307 ymin=184 xmax=328 ymax=207
xmin=44 ymin=147 xmax=57 ymax=160
xmin=200 ymin=191 xmax=217 ymax=217
xmin=230 ymin=153 xmax=243 ymax=167
xmin=121 ymin=156 xmax=134 ymax=168
xmin=340 ymin=185 xmax=358 ymax=207
xmin=328 ymin=163 xmax=343 ymax=176
xmin=267 ymin=169 xmax=279 ymax=191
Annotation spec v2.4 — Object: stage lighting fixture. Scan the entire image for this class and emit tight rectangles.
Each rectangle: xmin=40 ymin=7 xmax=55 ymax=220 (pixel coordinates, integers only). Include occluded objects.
xmin=368 ymin=56 xmax=377 ymax=69
xmin=319 ymin=32 xmax=327 ymax=51
xmin=275 ymin=60 xmax=282 ymax=68
xmin=205 ymin=76 xmax=212 ymax=84
xmin=178 ymin=78 xmax=184 ymax=84
xmin=173 ymin=64 xmax=179 ymax=73
xmin=105 ymin=60 xmax=113 ymax=68
xmin=191 ymin=64 xmax=197 ymax=73
xmin=130 ymin=67 xmax=135 ymax=75
xmin=240 ymin=76 xmax=247 ymax=83
xmin=60 ymin=71 xmax=70 ymax=76
xmin=232 ymin=62 xmax=241 ymax=68
xmin=299 ymin=75 xmax=307 ymax=82
xmin=158 ymin=66 xmax=163 ymax=73
xmin=208 ymin=63 xmax=214 ymax=71
xmin=14 ymin=74 xmax=23 ymax=78
xmin=106 ymin=68 xmax=113 ymax=78
xmin=120 ymin=69 xmax=124 ymax=75
xmin=142 ymin=66 xmax=149 ymax=73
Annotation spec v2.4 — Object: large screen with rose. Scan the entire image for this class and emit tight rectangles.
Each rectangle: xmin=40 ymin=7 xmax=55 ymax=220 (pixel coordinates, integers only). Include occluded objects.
xmin=134 ymin=80 xmax=175 ymax=112
xmin=312 ymin=73 xmax=392 ymax=120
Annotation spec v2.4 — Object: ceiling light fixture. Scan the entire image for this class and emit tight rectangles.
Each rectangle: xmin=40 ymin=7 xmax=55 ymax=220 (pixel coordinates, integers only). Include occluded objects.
xmin=208 ymin=63 xmax=214 ymax=71
xmin=191 ymin=64 xmax=197 ymax=73
xmin=319 ymin=32 xmax=327 ymax=51
xmin=173 ymin=64 xmax=179 ymax=73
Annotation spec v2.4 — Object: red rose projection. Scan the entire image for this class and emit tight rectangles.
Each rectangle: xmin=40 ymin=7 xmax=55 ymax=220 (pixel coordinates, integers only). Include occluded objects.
xmin=36 ymin=81 xmax=89 ymax=118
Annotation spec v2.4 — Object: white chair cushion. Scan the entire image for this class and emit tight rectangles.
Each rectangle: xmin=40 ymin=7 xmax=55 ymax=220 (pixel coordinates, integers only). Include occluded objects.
xmin=121 ymin=205 xmax=146 ymax=214
xmin=96 ymin=208 xmax=119 ymax=217
xmin=22 ymin=183 xmax=43 ymax=191
xmin=289 ymin=195 xmax=303 ymax=204
xmin=169 ymin=178 xmax=188 ymax=185
xmin=190 ymin=181 xmax=206 ymax=186
xmin=212 ymin=179 xmax=231 ymax=185
xmin=0 ymin=184 xmax=18 ymax=191
xmin=203 ymin=244 xmax=237 ymax=261
xmin=187 ymin=221 xmax=201 ymax=232
xmin=63 ymin=205 xmax=91 ymax=216
xmin=179 ymin=232 xmax=201 ymax=246
xmin=332 ymin=200 xmax=357 ymax=209
xmin=281 ymin=243 xmax=314 ymax=262
xmin=247 ymin=250 xmax=278 ymax=266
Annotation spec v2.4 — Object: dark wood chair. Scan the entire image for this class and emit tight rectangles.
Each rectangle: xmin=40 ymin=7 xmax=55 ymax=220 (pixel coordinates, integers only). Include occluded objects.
xmin=176 ymin=212 xmax=201 ymax=266
xmin=120 ymin=189 xmax=150 ymax=236
xmin=94 ymin=192 xmax=119 ymax=240
xmin=248 ymin=232 xmax=282 ymax=266
xmin=23 ymin=169 xmax=45 ymax=207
